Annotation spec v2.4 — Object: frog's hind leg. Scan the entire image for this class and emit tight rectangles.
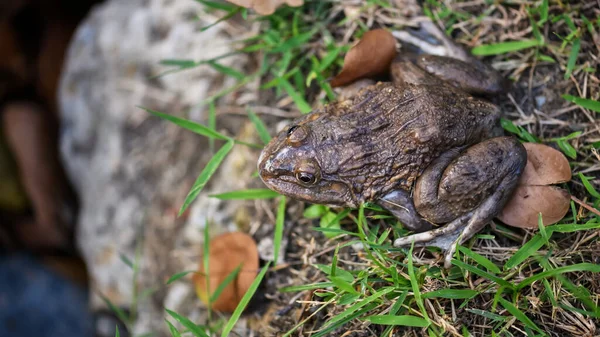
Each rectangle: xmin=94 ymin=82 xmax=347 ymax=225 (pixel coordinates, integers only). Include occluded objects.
xmin=393 ymin=20 xmax=507 ymax=95
xmin=393 ymin=137 xmax=527 ymax=268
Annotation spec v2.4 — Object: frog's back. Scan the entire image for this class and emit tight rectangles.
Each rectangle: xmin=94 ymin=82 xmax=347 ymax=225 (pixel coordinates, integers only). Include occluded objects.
xmin=309 ymin=82 xmax=500 ymax=202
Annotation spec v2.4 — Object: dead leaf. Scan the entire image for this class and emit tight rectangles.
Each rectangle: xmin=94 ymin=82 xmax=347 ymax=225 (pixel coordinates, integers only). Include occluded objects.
xmin=519 ymin=143 xmax=571 ymax=185
xmin=498 ymin=143 xmax=572 ymax=229
xmin=330 ymin=29 xmax=397 ymax=88
xmin=226 ymin=0 xmax=303 ymax=15
xmin=193 ymin=232 xmax=259 ymax=313
xmin=498 ymin=185 xmax=571 ymax=229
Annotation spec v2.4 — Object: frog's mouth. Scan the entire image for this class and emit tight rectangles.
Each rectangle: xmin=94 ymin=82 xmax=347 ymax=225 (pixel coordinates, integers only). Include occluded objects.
xmin=259 ymin=173 xmax=356 ymax=208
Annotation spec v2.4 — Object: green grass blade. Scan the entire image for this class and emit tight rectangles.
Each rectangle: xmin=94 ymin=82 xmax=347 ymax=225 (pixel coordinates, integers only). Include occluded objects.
xmin=472 ymin=40 xmax=542 ymax=56
xmin=363 ymin=315 xmax=430 ymax=327
xmin=330 ymin=276 xmax=358 ymax=294
xmin=453 ymin=260 xmax=514 ymax=289
xmin=407 ymin=244 xmax=430 ymax=323
xmin=273 ymin=197 xmax=286 ymax=263
xmin=99 ymin=293 xmax=130 ymax=326
xmin=180 ymin=140 xmax=234 ymax=215
xmin=516 ymin=263 xmax=600 ymax=290
xmin=141 ymin=106 xmax=230 ymax=141
xmin=421 ymin=289 xmax=478 ymax=300
xmin=210 ymin=189 xmax=280 ymax=200
xmin=207 ymin=60 xmax=245 ymax=80
xmin=504 ymin=234 xmax=545 ymax=270
xmin=497 ymin=298 xmax=543 ymax=333
xmin=271 ymin=30 xmax=316 ymax=53
xmin=166 ymin=271 xmax=196 ymax=285
xmin=210 ymin=265 xmax=242 ymax=303
xmin=208 ymin=101 xmax=216 ymax=152
xmin=165 ymin=319 xmax=182 ymax=337
xmin=562 ymin=94 xmax=600 ymax=113
xmin=311 ymin=303 xmax=378 ymax=337
xmin=194 ymin=0 xmax=238 ymax=11
xmin=279 ymin=282 xmax=335 ymax=292
xmin=278 ymin=77 xmax=312 ymax=113
xmin=578 ymin=173 xmax=600 ymax=198
xmin=458 ymin=246 xmax=501 ymax=274
xmin=321 ymin=287 xmax=395 ymax=329
xmin=119 ymin=253 xmax=134 ymax=269
xmin=564 ymin=38 xmax=580 ymax=80
xmin=247 ymin=110 xmax=272 ymax=144
xmin=221 ymin=262 xmax=271 ymax=337
xmin=115 ymin=326 xmax=120 ymax=337
xmin=165 ymin=309 xmax=209 ymax=337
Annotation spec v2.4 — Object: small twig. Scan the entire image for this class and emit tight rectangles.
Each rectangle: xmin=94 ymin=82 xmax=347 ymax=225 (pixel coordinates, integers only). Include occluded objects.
xmin=570 ymin=195 xmax=600 ymax=217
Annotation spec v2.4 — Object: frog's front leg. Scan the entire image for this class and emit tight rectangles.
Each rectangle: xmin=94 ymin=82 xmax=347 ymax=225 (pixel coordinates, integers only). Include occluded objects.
xmin=393 ymin=137 xmax=527 ymax=268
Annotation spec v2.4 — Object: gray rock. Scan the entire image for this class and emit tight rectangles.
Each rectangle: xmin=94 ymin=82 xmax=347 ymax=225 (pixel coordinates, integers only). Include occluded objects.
xmin=59 ymin=0 xmax=259 ymax=335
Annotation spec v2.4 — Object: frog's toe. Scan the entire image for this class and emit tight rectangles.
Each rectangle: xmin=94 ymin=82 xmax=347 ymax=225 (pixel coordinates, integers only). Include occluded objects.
xmin=394 ymin=211 xmax=469 ymax=246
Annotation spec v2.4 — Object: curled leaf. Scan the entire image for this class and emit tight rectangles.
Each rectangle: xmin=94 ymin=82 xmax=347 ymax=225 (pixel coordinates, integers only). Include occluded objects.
xmin=330 ymin=29 xmax=397 ymax=88
xmin=499 ymin=143 xmax=572 ymax=229
xmin=519 ymin=143 xmax=571 ymax=185
xmin=193 ymin=232 xmax=259 ymax=312
xmin=498 ymin=185 xmax=571 ymax=229
xmin=226 ymin=0 xmax=303 ymax=15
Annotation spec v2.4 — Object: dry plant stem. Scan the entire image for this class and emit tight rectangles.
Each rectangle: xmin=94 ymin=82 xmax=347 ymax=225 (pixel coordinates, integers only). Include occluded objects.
xmin=570 ymin=195 xmax=600 ymax=217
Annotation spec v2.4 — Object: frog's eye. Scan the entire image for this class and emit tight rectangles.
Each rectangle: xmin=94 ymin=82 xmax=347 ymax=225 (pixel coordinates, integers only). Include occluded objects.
xmin=287 ymin=125 xmax=308 ymax=145
xmin=296 ymin=171 xmax=316 ymax=185
xmin=294 ymin=161 xmax=320 ymax=185
xmin=287 ymin=125 xmax=299 ymax=135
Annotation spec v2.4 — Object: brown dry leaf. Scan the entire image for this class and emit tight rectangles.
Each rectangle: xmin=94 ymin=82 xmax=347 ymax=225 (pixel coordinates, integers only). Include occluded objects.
xmin=519 ymin=143 xmax=572 ymax=185
xmin=330 ymin=29 xmax=397 ymax=88
xmin=498 ymin=143 xmax=572 ymax=229
xmin=226 ymin=0 xmax=303 ymax=15
xmin=193 ymin=232 xmax=259 ymax=313
xmin=498 ymin=185 xmax=571 ymax=229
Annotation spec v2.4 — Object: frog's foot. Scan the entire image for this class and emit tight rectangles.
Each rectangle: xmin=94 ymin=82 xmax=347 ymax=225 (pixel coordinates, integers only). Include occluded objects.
xmin=394 ymin=137 xmax=527 ymax=268
xmin=392 ymin=20 xmax=469 ymax=61
xmin=392 ymin=20 xmax=507 ymax=95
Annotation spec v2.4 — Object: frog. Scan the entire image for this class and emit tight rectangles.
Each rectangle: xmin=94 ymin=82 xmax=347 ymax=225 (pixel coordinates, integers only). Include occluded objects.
xmin=257 ymin=24 xmax=527 ymax=268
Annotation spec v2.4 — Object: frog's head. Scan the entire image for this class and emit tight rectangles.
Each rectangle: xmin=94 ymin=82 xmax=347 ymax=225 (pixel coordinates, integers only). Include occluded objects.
xmin=258 ymin=120 xmax=356 ymax=207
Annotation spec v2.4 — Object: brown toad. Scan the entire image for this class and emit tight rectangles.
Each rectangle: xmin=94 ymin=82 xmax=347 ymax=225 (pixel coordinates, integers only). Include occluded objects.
xmin=257 ymin=29 xmax=527 ymax=267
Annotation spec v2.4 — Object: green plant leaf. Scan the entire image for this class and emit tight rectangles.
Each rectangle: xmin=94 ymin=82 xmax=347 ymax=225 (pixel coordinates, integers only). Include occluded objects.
xmin=277 ymin=77 xmax=312 ymax=113
xmin=564 ymin=38 xmax=580 ymax=79
xmin=273 ymin=197 xmax=286 ymax=263
xmin=472 ymin=40 xmax=542 ymax=56
xmin=303 ymin=204 xmax=327 ymax=218
xmin=180 ymin=140 xmax=235 ymax=215
xmin=195 ymin=0 xmax=238 ymax=11
xmin=221 ymin=262 xmax=271 ymax=337
xmin=516 ymin=263 xmax=600 ymax=290
xmin=247 ymin=110 xmax=272 ymax=144
xmin=563 ymin=94 xmax=600 ymax=113
xmin=422 ymin=289 xmax=479 ymax=300
xmin=165 ymin=309 xmax=209 ymax=337
xmin=498 ymin=298 xmax=543 ymax=333
xmin=458 ymin=246 xmax=501 ymax=274
xmin=165 ymin=319 xmax=182 ymax=337
xmin=504 ymin=234 xmax=545 ymax=269
xmin=166 ymin=271 xmax=197 ymax=285
xmin=207 ymin=60 xmax=245 ymax=80
xmin=578 ymin=173 xmax=600 ymax=198
xmin=210 ymin=189 xmax=280 ymax=200
xmin=141 ymin=106 xmax=230 ymax=141
xmin=210 ymin=265 xmax=242 ymax=303
xmin=99 ymin=293 xmax=130 ymax=327
xmin=363 ymin=315 xmax=430 ymax=327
